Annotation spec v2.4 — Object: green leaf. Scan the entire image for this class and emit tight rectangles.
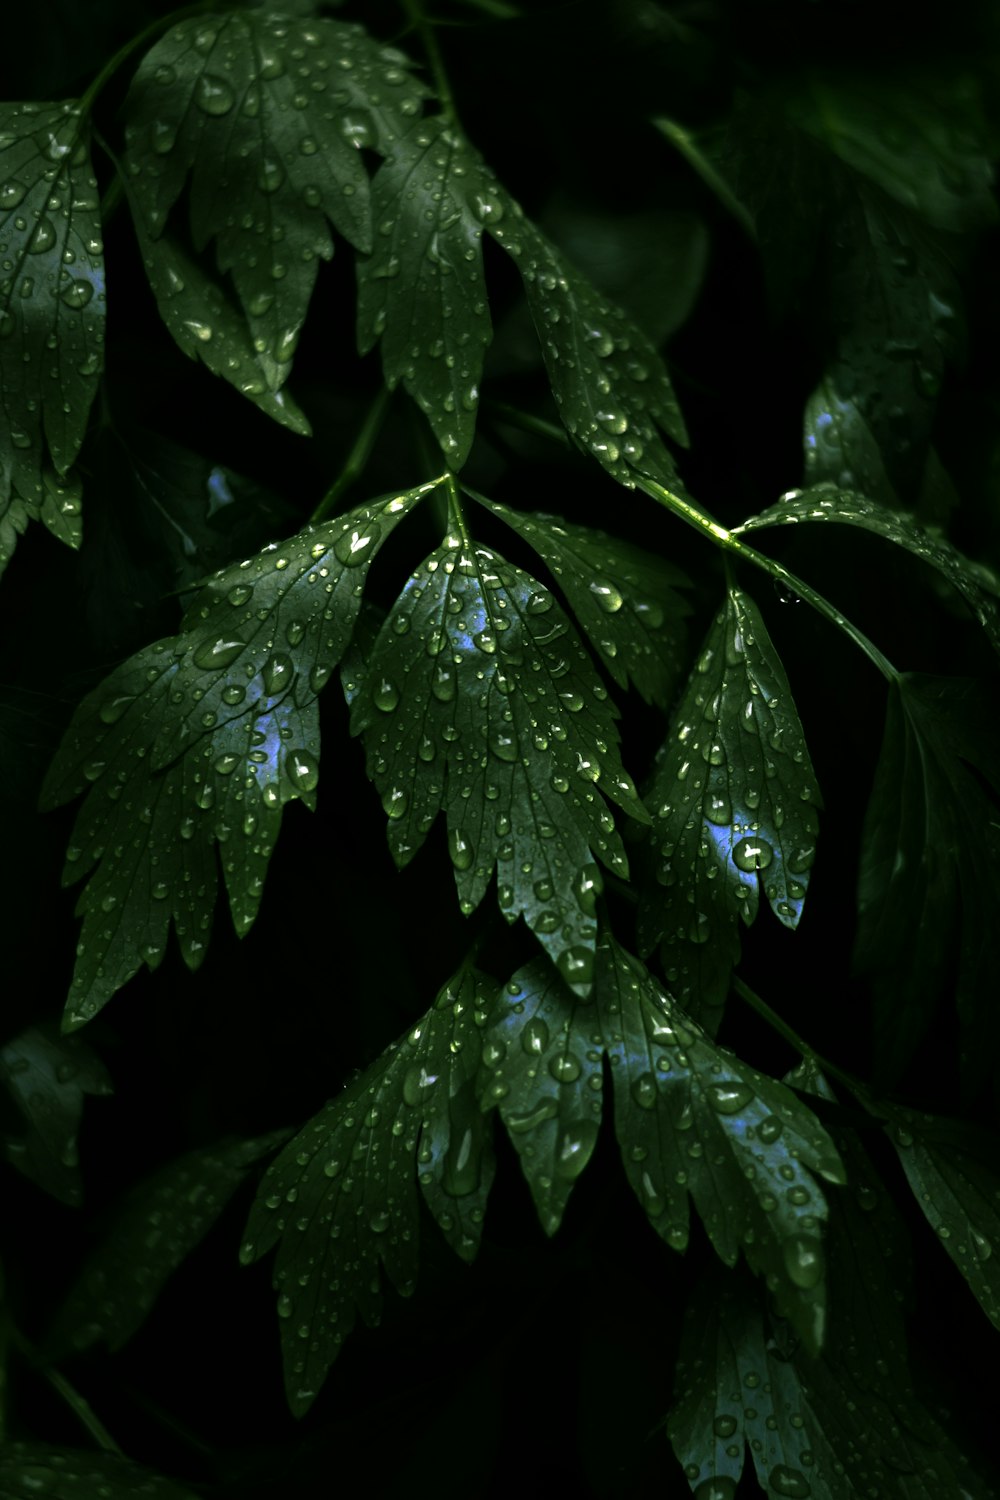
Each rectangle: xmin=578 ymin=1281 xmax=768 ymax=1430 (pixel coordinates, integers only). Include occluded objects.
xmin=40 ymin=485 xmax=432 ymax=1029
xmin=0 ymin=103 xmax=104 ymax=574
xmin=47 ymin=1132 xmax=288 ymax=1359
xmin=472 ymin=496 xmax=692 ymax=706
xmin=596 ymin=939 xmax=842 ymax=1353
xmin=738 ymin=485 xmax=1000 ymax=655
xmin=123 ymin=12 xmax=426 ymax=397
xmin=638 ymin=586 xmax=821 ymax=1032
xmin=357 ymin=117 xmax=495 ymax=466
xmin=489 ymin=205 xmax=688 ymax=489
xmin=854 ymin=675 xmax=1000 ymax=1082
xmin=478 ymin=959 xmax=603 ymax=1236
xmin=793 ymin=74 xmax=997 ymax=233
xmin=669 ymin=1264 xmax=985 ymax=1500
xmin=242 ymin=966 xmax=496 ymax=1415
xmin=350 ymin=528 xmax=649 ymax=995
xmin=126 ymin=206 xmax=310 ymax=435
xmin=0 ymin=1446 xmax=200 ymax=1499
xmin=804 ymin=182 xmax=957 ymax=501
xmin=0 ymin=1024 xmax=112 ymax=1205
xmin=886 ymin=1109 xmax=1000 ymax=1331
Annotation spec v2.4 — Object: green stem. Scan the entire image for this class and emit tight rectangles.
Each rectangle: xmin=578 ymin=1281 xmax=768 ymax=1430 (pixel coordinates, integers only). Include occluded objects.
xmin=442 ymin=470 xmax=471 ymax=546
xmin=733 ymin=976 xmax=866 ymax=1100
xmin=43 ymin=1368 xmax=124 ymax=1456
xmin=78 ymin=4 xmax=209 ymax=117
xmin=638 ymin=476 xmax=898 ymax=681
xmin=652 ymin=117 xmax=757 ymax=240
xmin=311 ymin=387 xmax=393 ymax=523
xmin=401 ymin=0 xmax=460 ymax=125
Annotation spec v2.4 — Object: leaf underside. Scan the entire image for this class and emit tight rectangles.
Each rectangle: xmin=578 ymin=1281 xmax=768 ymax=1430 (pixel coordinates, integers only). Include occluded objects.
xmin=0 ymin=102 xmax=103 ymax=573
xmin=243 ymin=967 xmax=495 ymax=1415
xmin=41 ymin=485 xmax=431 ymax=1028
xmin=48 ymin=1132 xmax=288 ymax=1359
xmin=639 ymin=585 xmax=821 ymax=1033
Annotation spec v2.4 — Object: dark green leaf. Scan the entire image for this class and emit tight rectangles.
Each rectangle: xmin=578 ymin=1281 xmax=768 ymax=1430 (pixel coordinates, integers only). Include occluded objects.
xmin=853 ymin=675 xmax=1000 ymax=1082
xmin=242 ymin=966 xmax=496 ymax=1414
xmin=0 ymin=1024 xmax=112 ymax=1205
xmin=123 ymin=12 xmax=425 ymax=398
xmin=669 ymin=1264 xmax=986 ymax=1500
xmin=472 ymin=496 xmax=691 ymax=706
xmin=0 ymin=103 xmax=103 ymax=574
xmin=886 ymin=1109 xmax=1000 ymax=1331
xmin=40 ymin=485 xmax=432 ymax=1029
xmin=793 ymin=74 xmax=997 ymax=233
xmin=350 ymin=529 xmax=649 ymax=995
xmin=478 ymin=959 xmax=602 ymax=1235
xmin=126 ymin=206 xmax=310 ymax=435
xmin=47 ymin=1132 xmax=288 ymax=1358
xmin=597 ymin=939 xmax=842 ymax=1353
xmin=0 ymin=1446 xmax=200 ymax=1500
xmin=738 ymin=484 xmax=1000 ymax=655
xmin=357 ymin=117 xmax=494 ymax=465
xmin=490 ymin=206 xmax=687 ymax=489
xmin=812 ymin=183 xmax=958 ymax=502
xmin=639 ymin=586 xmax=821 ymax=1032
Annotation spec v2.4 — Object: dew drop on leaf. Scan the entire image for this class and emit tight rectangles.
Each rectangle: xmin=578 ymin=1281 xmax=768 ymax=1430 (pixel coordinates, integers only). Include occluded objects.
xmin=286 ymin=749 xmax=319 ymax=793
xmin=705 ymin=1080 xmax=755 ymax=1114
xmin=195 ymin=74 xmax=236 ymax=116
xmin=192 ymin=636 xmax=246 ymax=670
xmin=782 ymin=1234 xmax=824 ymax=1290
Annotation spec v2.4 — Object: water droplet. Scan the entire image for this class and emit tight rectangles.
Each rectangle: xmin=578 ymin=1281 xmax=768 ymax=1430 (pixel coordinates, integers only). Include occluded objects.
xmin=472 ymin=191 xmax=504 ymax=224
xmin=59 ymin=275 xmax=93 ymax=309
xmin=732 ymin=836 xmax=773 ymax=873
xmin=334 ymin=521 xmax=381 ymax=566
xmin=758 ymin=1115 xmax=783 ymax=1144
xmin=373 ymin=678 xmax=399 ymax=713
xmin=490 ymin=729 xmax=518 ymax=762
xmin=706 ymin=1080 xmax=754 ymax=1115
xmin=340 ymin=109 xmax=375 ymax=149
xmin=713 ymin=1414 xmax=738 ymax=1439
xmin=193 ymin=636 xmax=246 ymax=670
xmin=783 ymin=1234 xmax=824 ymax=1290
xmin=448 ymin=828 xmax=474 ymax=871
xmin=98 ymin=694 xmax=135 ymax=725
xmin=507 ymin=1098 xmax=558 ymax=1133
xmin=631 ymin=1071 xmax=657 ymax=1110
xmin=443 ymin=1124 xmax=480 ymax=1196
xmin=521 ymin=1016 xmax=549 ymax=1055
xmin=0 ymin=180 xmax=27 ymax=210
xmin=286 ymin=749 xmax=319 ymax=793
xmin=550 ymin=1053 xmax=582 ymax=1083
xmin=596 ymin=408 xmax=628 ymax=435
xmin=28 ymin=218 xmax=56 ymax=255
xmin=768 ymin=1465 xmax=812 ymax=1498
xmin=694 ymin=1477 xmax=737 ymax=1500
xmin=227 ymin=584 xmax=253 ymax=607
xmin=589 ymin=577 xmax=624 ymax=613
xmin=403 ymin=1064 xmax=438 ymax=1106
xmin=556 ymin=945 xmax=595 ymax=992
xmin=556 ymin=1119 xmax=599 ymax=1180
xmin=262 ymin=652 xmax=294 ymax=696
xmin=257 ymin=158 xmax=285 ymax=195
xmin=195 ymin=74 xmax=236 ymax=116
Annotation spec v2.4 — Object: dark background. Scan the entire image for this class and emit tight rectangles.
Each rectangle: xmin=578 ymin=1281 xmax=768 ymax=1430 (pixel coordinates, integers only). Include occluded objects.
xmin=1 ymin=1 xmax=999 ymax=1495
